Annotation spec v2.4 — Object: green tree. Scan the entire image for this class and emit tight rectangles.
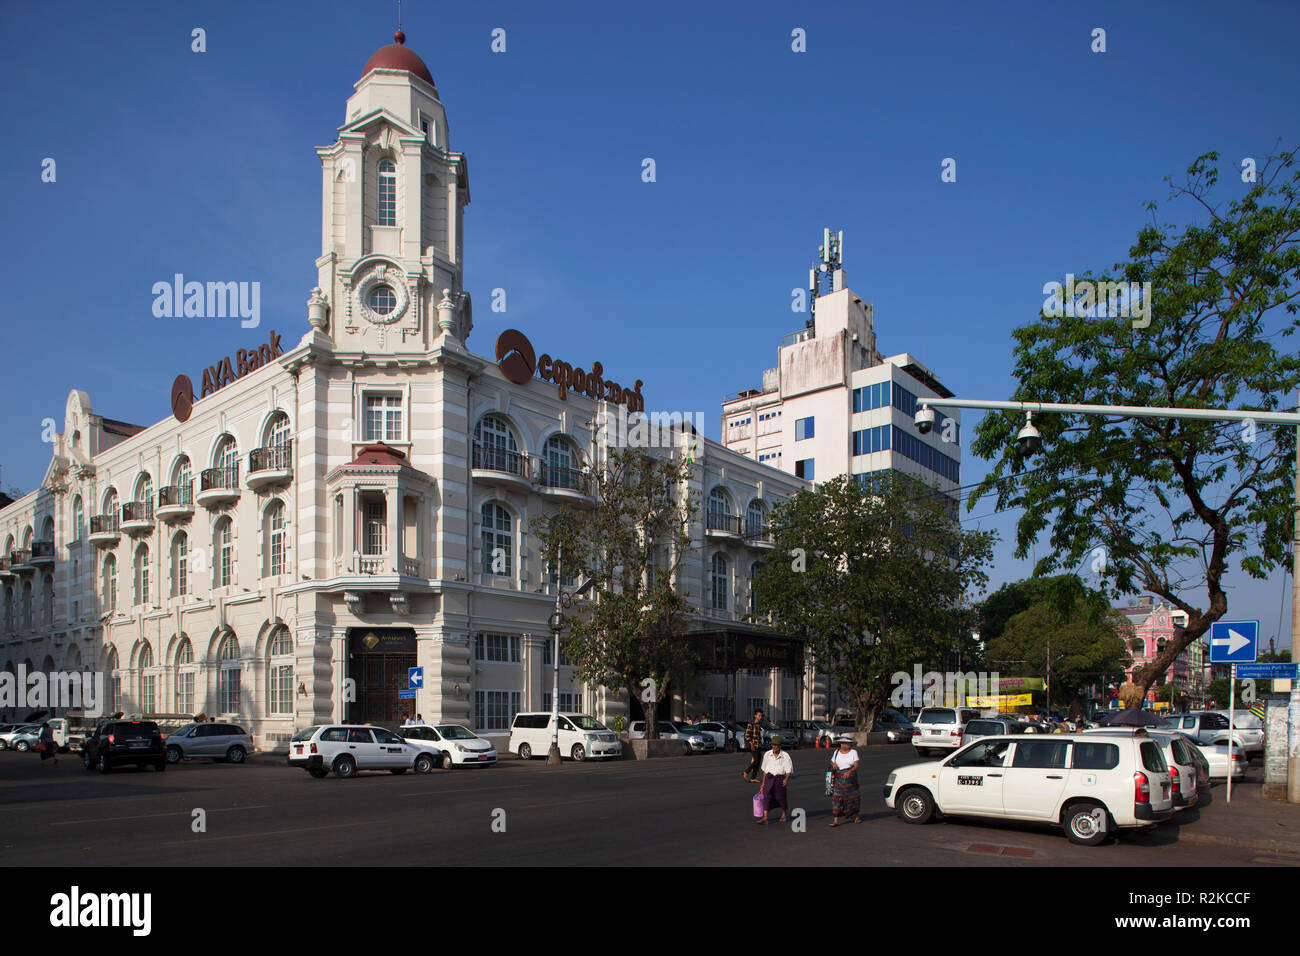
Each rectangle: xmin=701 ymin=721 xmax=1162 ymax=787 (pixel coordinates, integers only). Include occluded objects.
xmin=754 ymin=471 xmax=995 ymax=731
xmin=532 ymin=448 xmax=696 ymax=740
xmin=971 ymin=149 xmax=1300 ymax=698
xmin=987 ymin=601 xmax=1131 ymax=711
xmin=1207 ymin=677 xmax=1249 ymax=710
xmin=977 ymin=574 xmax=1110 ymax=646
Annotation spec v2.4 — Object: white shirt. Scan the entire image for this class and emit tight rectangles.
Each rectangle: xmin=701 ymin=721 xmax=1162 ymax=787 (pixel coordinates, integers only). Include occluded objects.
xmin=831 ymin=749 xmax=859 ymax=770
xmin=402 ymin=718 xmax=414 ymax=726
xmin=761 ymin=750 xmax=793 ymax=776
xmin=413 ymin=718 xmax=425 ymax=725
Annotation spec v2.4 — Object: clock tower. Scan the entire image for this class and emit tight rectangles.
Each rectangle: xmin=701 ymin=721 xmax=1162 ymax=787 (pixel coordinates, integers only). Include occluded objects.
xmin=312 ymin=31 xmax=471 ymax=349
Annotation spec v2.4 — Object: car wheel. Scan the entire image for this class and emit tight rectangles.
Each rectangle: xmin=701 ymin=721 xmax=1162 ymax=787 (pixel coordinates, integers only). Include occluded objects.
xmin=571 ymin=744 xmax=586 ymax=762
xmin=332 ymin=755 xmax=356 ymax=779
xmin=442 ymin=752 xmax=454 ymax=769
xmin=15 ymin=741 xmax=29 ymax=753
xmin=166 ymin=746 xmax=183 ymax=764
xmin=518 ymin=743 xmax=532 ymax=760
xmin=98 ymin=753 xmax=111 ymax=774
xmin=226 ymin=746 xmax=246 ymax=764
xmin=308 ymin=768 xmax=329 ymax=778
xmin=1064 ymin=802 xmax=1109 ymax=846
xmin=897 ymin=787 xmax=935 ymax=824
xmin=413 ymin=754 xmax=435 ymax=774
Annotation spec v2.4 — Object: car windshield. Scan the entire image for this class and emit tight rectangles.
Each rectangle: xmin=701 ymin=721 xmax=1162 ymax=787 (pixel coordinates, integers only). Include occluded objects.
xmin=291 ymin=727 xmax=320 ymax=742
xmin=435 ymin=725 xmax=477 ymax=740
xmin=570 ymin=716 xmax=607 ymax=731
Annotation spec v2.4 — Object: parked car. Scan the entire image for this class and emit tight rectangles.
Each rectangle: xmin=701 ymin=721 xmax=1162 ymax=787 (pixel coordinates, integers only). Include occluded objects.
xmin=692 ymin=721 xmax=743 ymax=751
xmin=510 ymin=712 xmax=622 ymax=761
xmin=777 ymin=720 xmax=823 ymax=747
xmin=1167 ymin=712 xmax=1262 ymax=758
xmin=1083 ymin=729 xmax=1200 ymax=810
xmin=0 ymin=724 xmax=41 ymax=750
xmin=912 ymin=707 xmax=983 ymax=755
xmin=872 ymin=708 xmax=916 ymax=743
xmin=1215 ymin=710 xmax=1265 ymax=757
xmin=884 ymin=733 xmax=1174 ymax=846
xmin=288 ymin=725 xmax=430 ymax=778
xmin=400 ymin=724 xmax=497 ymax=767
xmin=163 ymin=722 xmax=254 ymax=764
xmin=81 ymin=720 xmax=167 ymax=773
xmin=1180 ymin=734 xmax=1248 ymax=782
xmin=959 ymin=717 xmax=1031 ymax=747
xmin=628 ymin=720 xmax=713 ymax=753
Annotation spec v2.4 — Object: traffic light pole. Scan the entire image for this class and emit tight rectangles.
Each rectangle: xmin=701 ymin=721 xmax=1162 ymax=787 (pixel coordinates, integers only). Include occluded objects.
xmin=917 ymin=395 xmax=1300 ymax=801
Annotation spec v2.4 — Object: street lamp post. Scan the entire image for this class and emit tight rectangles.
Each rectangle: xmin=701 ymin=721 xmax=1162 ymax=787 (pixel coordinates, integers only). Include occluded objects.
xmin=919 ymin=394 xmax=1300 ymax=802
xmin=546 ymin=550 xmax=564 ymax=767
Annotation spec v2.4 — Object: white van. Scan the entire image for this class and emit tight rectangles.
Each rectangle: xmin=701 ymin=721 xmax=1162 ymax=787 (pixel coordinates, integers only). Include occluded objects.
xmin=509 ymin=712 xmax=622 ymax=762
xmin=885 ymin=733 xmax=1174 ymax=846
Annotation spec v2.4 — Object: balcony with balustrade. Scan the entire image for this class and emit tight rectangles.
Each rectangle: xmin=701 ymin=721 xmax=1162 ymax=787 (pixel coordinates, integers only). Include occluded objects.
xmin=9 ymin=549 xmax=33 ymax=573
xmin=744 ymin=521 xmax=774 ymax=549
xmin=157 ymin=484 xmax=194 ymax=522
xmin=197 ymin=465 xmax=241 ymax=508
xmin=120 ymin=500 xmax=155 ymax=535
xmin=471 ymin=443 xmax=532 ymax=494
xmin=31 ymin=540 xmax=55 ymax=566
xmin=705 ymin=512 xmax=743 ymax=541
xmin=247 ymin=441 xmax=293 ymax=491
xmin=534 ymin=461 xmax=595 ymax=507
xmin=88 ymin=513 xmax=120 ymax=547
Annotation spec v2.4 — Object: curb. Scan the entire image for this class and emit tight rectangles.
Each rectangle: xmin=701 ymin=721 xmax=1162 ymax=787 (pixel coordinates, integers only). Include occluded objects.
xmin=1176 ymin=830 xmax=1300 ymax=856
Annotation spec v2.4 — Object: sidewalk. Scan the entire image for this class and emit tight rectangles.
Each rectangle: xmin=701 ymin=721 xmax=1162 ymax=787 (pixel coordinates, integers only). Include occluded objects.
xmin=1170 ymin=778 xmax=1300 ymax=857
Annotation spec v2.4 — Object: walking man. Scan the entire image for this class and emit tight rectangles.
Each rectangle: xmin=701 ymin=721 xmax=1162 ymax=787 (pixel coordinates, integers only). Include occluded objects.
xmin=742 ymin=708 xmax=765 ymax=782
xmin=756 ymin=735 xmax=793 ymax=825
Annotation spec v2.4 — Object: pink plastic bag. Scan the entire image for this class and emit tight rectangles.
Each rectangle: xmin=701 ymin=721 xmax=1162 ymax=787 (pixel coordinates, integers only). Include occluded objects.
xmin=752 ymin=791 xmax=767 ymax=818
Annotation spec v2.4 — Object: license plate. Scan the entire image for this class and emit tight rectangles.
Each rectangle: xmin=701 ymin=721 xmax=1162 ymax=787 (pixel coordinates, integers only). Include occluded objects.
xmin=128 ymin=741 xmax=147 ymax=749
xmin=478 ymin=755 xmax=489 ymax=761
xmin=929 ymin=730 xmax=943 ymax=735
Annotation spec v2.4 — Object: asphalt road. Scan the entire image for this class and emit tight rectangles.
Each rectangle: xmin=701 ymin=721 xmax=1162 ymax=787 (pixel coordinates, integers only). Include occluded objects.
xmin=0 ymin=744 xmax=1290 ymax=867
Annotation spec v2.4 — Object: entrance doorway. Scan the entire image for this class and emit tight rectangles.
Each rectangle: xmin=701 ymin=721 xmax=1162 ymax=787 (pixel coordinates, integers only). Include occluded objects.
xmin=347 ymin=628 xmax=417 ymax=725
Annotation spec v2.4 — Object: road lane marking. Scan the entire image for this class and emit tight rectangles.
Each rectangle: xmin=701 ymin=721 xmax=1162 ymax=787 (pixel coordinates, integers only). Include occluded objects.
xmin=52 ymin=805 xmax=272 ymax=826
xmin=399 ymin=785 xmax=528 ymax=798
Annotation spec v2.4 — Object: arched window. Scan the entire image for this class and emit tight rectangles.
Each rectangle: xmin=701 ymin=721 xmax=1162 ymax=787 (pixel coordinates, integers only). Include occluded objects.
xmin=543 ymin=435 xmax=581 ymax=489
xmin=474 ymin=415 xmax=519 ymax=474
xmin=21 ymin=526 xmax=33 ymax=551
xmin=171 ymin=532 xmax=188 ymax=597
xmin=264 ymin=501 xmax=286 ymax=577
xmin=101 ymin=554 xmax=117 ymax=611
xmin=214 ymin=436 xmax=238 ymax=471
xmin=214 ymin=518 xmax=233 ymax=587
xmin=71 ymin=496 xmax=84 ymax=539
xmin=217 ymin=634 xmax=241 ymax=714
xmin=268 ymin=626 xmax=293 ymax=715
xmin=133 ymin=543 xmax=150 ymax=606
xmin=105 ymin=647 xmax=120 ymax=714
xmin=39 ymin=515 xmax=54 ymax=544
xmin=481 ymin=502 xmax=512 ymax=576
xmin=1130 ymin=638 xmax=1146 ymax=657
xmin=710 ymin=553 xmax=729 ymax=611
xmin=265 ymin=411 xmax=291 ymax=449
xmin=41 ymin=574 xmax=53 ymax=625
xmin=377 ymin=159 xmax=397 ymax=226
xmin=746 ymin=500 xmax=767 ymax=537
xmin=171 ymin=456 xmax=192 ymax=488
xmin=102 ymin=488 xmax=118 ymax=516
xmin=175 ymin=637 xmax=195 ymax=715
xmin=135 ymin=473 xmax=153 ymax=510
xmin=138 ymin=642 xmax=155 ymax=714
xmin=707 ymin=488 xmax=734 ymax=533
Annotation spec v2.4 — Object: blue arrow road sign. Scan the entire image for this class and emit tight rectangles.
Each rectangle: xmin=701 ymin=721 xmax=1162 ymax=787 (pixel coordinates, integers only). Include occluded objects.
xmin=408 ymin=666 xmax=424 ymax=689
xmin=1235 ymin=662 xmax=1298 ymax=680
xmin=1209 ymin=621 xmax=1258 ymax=664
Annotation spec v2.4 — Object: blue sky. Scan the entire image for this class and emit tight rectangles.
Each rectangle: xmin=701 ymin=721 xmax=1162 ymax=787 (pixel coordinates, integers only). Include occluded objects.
xmin=1 ymin=0 xmax=1297 ymax=647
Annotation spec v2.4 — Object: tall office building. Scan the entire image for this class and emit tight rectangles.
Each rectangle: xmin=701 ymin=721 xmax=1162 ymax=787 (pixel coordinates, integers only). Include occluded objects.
xmin=721 ymin=238 xmax=961 ymax=507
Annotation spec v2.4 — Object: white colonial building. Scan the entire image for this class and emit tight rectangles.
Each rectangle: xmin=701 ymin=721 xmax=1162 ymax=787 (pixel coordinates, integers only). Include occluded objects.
xmin=0 ymin=32 xmax=819 ymax=750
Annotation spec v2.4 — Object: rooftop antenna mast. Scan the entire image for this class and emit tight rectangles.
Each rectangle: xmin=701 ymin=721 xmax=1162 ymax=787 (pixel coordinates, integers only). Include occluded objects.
xmin=807 ymin=228 xmax=843 ymax=328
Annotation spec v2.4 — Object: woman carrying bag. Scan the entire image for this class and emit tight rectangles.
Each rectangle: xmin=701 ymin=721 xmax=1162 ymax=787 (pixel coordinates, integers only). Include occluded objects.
xmin=827 ymin=734 xmax=860 ymax=826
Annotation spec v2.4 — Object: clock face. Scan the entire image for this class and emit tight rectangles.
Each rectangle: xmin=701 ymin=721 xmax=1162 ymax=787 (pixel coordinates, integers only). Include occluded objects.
xmin=171 ymin=374 xmax=194 ymax=422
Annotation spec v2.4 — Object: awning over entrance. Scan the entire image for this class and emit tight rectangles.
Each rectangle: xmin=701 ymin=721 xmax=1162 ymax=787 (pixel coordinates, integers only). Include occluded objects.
xmin=685 ymin=622 xmax=805 ymax=676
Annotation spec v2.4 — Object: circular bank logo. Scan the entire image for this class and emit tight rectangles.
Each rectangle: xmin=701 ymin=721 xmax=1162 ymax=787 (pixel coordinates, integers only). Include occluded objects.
xmin=495 ymin=329 xmax=536 ymax=385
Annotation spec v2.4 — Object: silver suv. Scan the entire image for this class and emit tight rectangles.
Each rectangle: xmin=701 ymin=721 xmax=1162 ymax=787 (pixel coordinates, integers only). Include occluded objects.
xmin=164 ymin=722 xmax=255 ymax=764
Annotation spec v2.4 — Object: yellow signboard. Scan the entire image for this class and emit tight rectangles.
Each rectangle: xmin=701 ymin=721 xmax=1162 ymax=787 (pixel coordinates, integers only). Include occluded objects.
xmin=964 ymin=693 xmax=1033 ymax=708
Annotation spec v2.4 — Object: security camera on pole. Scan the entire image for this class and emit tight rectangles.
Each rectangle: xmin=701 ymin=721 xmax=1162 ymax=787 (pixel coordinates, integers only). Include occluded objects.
xmin=914 ymin=393 xmax=1300 ymax=802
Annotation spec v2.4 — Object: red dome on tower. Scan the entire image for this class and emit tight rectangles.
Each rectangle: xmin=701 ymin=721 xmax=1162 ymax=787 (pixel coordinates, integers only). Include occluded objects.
xmin=361 ymin=30 xmax=435 ymax=87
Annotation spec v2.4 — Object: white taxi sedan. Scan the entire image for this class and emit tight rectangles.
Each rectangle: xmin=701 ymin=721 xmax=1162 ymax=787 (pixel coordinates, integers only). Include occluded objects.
xmin=399 ymin=724 xmax=497 ymax=767
xmin=883 ymin=733 xmax=1174 ymax=846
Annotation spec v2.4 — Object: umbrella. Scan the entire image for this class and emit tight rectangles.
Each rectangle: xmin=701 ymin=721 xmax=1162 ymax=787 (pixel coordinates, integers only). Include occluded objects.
xmin=1103 ymin=708 xmax=1172 ymax=728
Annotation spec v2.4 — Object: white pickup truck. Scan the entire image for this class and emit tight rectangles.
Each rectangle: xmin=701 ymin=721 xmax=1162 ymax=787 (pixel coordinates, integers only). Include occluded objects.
xmin=5 ymin=717 xmax=94 ymax=753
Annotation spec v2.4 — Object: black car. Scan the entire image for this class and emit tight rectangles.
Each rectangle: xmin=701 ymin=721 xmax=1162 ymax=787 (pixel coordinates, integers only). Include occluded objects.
xmin=82 ymin=720 xmax=167 ymax=773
